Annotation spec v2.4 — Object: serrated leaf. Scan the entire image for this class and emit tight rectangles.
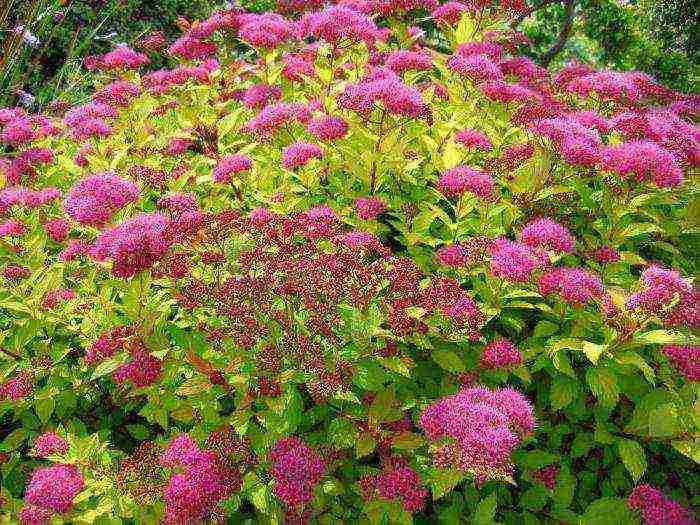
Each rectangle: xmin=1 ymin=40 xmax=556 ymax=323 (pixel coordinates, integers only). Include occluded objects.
xmin=586 ymin=368 xmax=619 ymax=407
xmin=580 ymin=497 xmax=635 ymax=524
xmin=617 ymin=439 xmax=646 ymax=482
xmin=356 ymin=432 xmax=377 ymax=458
xmin=35 ymin=398 xmax=54 ymax=423
xmin=431 ymin=348 xmax=465 ymax=373
xmin=648 ymin=403 xmax=679 ymax=438
xmin=90 ymin=354 xmax=128 ymax=381
xmin=472 ymin=493 xmax=497 ymax=525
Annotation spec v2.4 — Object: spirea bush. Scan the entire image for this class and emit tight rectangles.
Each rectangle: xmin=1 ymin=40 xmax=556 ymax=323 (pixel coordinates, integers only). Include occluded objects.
xmin=0 ymin=1 xmax=698 ymax=523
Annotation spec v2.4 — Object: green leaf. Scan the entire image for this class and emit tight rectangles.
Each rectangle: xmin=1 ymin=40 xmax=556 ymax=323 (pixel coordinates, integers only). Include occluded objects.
xmin=571 ymin=432 xmax=594 ymax=458
xmin=582 ymin=342 xmax=606 ymax=364
xmin=648 ymin=403 xmax=679 ymax=438
xmin=520 ymin=485 xmax=549 ymax=511
xmin=472 ymin=493 xmax=497 ymax=525
xmin=428 ymin=468 xmax=466 ymax=500
xmin=552 ymin=465 xmax=576 ymax=508
xmin=90 ymin=354 xmax=128 ymax=381
xmin=580 ymin=497 xmax=635 ymax=525
xmin=635 ymin=330 xmax=695 ymax=346
xmin=391 ymin=432 xmax=424 ymax=451
xmin=431 ymin=348 xmax=465 ymax=373
xmin=586 ymin=368 xmax=619 ymax=407
xmin=35 ymin=398 xmax=54 ymax=423
xmin=126 ymin=424 xmax=150 ymax=441
xmin=369 ymin=388 xmax=401 ymax=424
xmin=356 ymin=432 xmax=377 ymax=458
xmin=1 ymin=428 xmax=27 ymax=451
xmin=617 ymin=439 xmax=646 ymax=482
xmin=328 ymin=418 xmax=357 ymax=449
xmin=550 ymin=376 xmax=577 ymax=410
xmin=671 ymin=439 xmax=700 ymax=464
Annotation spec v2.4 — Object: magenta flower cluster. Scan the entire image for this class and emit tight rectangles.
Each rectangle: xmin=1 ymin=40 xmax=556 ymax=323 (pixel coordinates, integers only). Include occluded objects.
xmin=420 ymin=386 xmax=534 ymax=480
xmin=63 ymin=173 xmax=140 ymax=227
xmin=627 ymin=484 xmax=696 ymax=525
xmin=269 ymin=436 xmax=326 ymax=512
xmin=160 ymin=434 xmax=240 ymax=524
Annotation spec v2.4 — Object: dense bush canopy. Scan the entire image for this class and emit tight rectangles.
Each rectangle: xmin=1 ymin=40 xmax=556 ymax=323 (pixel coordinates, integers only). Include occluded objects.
xmin=0 ymin=0 xmax=698 ymax=523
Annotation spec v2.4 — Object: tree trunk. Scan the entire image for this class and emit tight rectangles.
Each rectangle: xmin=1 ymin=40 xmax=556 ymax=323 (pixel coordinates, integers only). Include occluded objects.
xmin=541 ymin=0 xmax=577 ymax=66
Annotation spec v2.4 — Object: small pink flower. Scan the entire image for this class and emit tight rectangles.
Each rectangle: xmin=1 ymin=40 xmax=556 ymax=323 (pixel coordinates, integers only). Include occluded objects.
xmin=355 ymin=196 xmax=387 ymax=220
xmin=480 ymin=339 xmax=523 ymax=370
xmin=282 ymin=141 xmax=323 ymax=170
xmin=34 ymin=432 xmax=69 ymax=458
xmin=213 ymin=154 xmax=252 ymax=183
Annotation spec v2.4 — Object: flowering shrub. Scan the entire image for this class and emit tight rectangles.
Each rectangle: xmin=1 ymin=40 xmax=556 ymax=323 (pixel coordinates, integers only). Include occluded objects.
xmin=0 ymin=1 xmax=698 ymax=523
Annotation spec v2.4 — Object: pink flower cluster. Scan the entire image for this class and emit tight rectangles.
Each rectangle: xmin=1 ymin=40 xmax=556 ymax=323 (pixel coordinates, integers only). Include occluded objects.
xmin=337 ymin=69 xmax=427 ymax=118
xmin=64 ymin=102 xmax=117 ymax=141
xmin=662 ymin=345 xmax=699 ymax=382
xmin=2 ymin=147 xmax=54 ymax=185
xmin=489 ymin=238 xmax=545 ymax=282
xmin=42 ymin=288 xmax=76 ymax=310
xmin=437 ymin=166 xmax=494 ymax=199
xmin=269 ymin=436 xmax=326 ymax=511
xmin=0 ymin=371 xmax=33 ymax=401
xmin=0 ymin=218 xmax=27 ymax=238
xmin=63 ymin=172 xmax=140 ymax=226
xmin=93 ymin=80 xmax=141 ymax=107
xmin=419 ymin=386 xmax=534 ymax=480
xmin=362 ymin=462 xmax=428 ymax=513
xmin=89 ymin=212 xmax=172 ymax=278
xmin=43 ymin=218 xmax=71 ymax=243
xmin=448 ymin=53 xmax=503 ymax=82
xmin=519 ymin=217 xmax=575 ymax=254
xmin=307 ymin=115 xmax=348 ymax=141
xmin=242 ymin=102 xmax=312 ymax=138
xmin=238 ymin=13 xmax=292 ymax=49
xmin=85 ymin=326 xmax=133 ymax=365
xmin=533 ymin=465 xmax=558 ymax=490
xmin=355 ymin=196 xmax=387 ymax=219
xmin=3 ymin=265 xmax=31 ymax=280
xmin=213 ymin=154 xmax=252 ymax=183
xmin=298 ymin=6 xmax=383 ymax=46
xmin=23 ymin=464 xmax=84 ymax=514
xmin=627 ymin=484 xmax=696 ymax=525
xmin=92 ymin=45 xmax=150 ymax=70
xmin=385 ymin=49 xmax=433 ymax=74
xmin=538 ymin=267 xmax=604 ymax=305
xmin=160 ymin=434 xmax=240 ymax=524
xmin=626 ymin=266 xmax=698 ymax=329
xmin=113 ymin=350 xmax=163 ymax=388
xmin=599 ymin=140 xmax=683 ymax=188
xmin=0 ymin=186 xmax=60 ymax=213
xmin=242 ymin=83 xmax=282 ymax=109
xmin=142 ymin=61 xmax=218 ymax=94
xmin=530 ymin=116 xmax=601 ymax=167
xmin=282 ymin=141 xmax=323 ymax=170
xmin=454 ymin=128 xmax=492 ymax=151
xmin=480 ymin=339 xmax=523 ymax=370
xmin=34 ymin=432 xmax=69 ymax=458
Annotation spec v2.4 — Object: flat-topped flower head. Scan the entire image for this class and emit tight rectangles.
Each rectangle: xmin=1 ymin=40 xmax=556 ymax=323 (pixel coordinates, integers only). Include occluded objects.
xmin=628 ymin=484 xmax=696 ymax=525
xmin=34 ymin=432 xmax=69 ymax=458
xmin=437 ymin=166 xmax=494 ymax=199
xmin=89 ymin=212 xmax=172 ymax=278
xmin=63 ymin=172 xmax=140 ymax=227
xmin=269 ymin=436 xmax=326 ymax=511
xmin=519 ymin=217 xmax=575 ymax=254
xmin=24 ymin=464 xmax=84 ymax=514
xmin=213 ymin=154 xmax=252 ymax=183
xmin=282 ymin=141 xmax=323 ymax=170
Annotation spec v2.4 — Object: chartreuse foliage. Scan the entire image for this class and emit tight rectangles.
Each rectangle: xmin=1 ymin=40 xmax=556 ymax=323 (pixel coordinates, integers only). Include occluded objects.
xmin=0 ymin=0 xmax=698 ymax=524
